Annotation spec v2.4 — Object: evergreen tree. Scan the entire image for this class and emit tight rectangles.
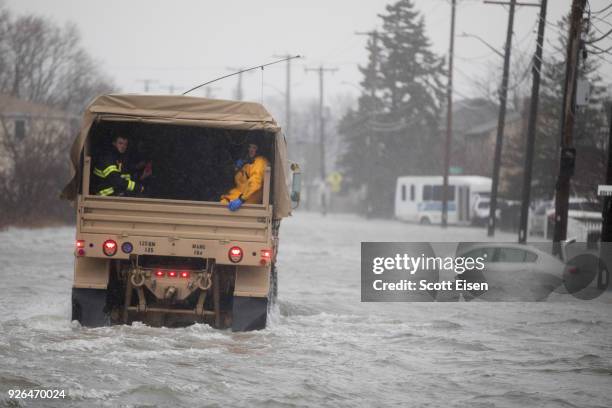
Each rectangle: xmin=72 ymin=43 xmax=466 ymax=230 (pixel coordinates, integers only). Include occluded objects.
xmin=338 ymin=0 xmax=446 ymax=217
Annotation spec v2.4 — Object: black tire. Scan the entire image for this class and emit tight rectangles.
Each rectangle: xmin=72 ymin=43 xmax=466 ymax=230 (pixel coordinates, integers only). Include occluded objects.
xmin=231 ymin=296 xmax=268 ymax=331
xmin=71 ymin=288 xmax=110 ymax=327
xmin=420 ymin=217 xmax=431 ymax=225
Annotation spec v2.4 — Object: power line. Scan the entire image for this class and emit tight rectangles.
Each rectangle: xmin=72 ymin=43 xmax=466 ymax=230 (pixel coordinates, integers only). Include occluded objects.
xmin=588 ymin=43 xmax=612 ymax=55
xmin=592 ymin=16 xmax=612 ymax=30
xmin=590 ymin=50 xmax=612 ymax=66
xmin=592 ymin=2 xmax=612 ymax=14
xmin=455 ymin=51 xmax=500 ymax=61
xmin=587 ymin=28 xmax=612 ymax=44
xmin=593 ymin=10 xmax=612 ymax=22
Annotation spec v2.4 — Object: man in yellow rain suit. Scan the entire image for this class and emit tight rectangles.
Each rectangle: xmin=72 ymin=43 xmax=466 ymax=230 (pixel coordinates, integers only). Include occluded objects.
xmin=221 ymin=140 xmax=269 ymax=211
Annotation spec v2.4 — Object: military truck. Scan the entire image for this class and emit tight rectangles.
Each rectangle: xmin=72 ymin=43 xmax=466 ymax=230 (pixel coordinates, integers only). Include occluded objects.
xmin=62 ymin=94 xmax=300 ymax=331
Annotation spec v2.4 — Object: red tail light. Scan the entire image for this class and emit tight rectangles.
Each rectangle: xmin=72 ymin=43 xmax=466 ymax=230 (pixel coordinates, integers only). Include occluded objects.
xmin=155 ymin=270 xmax=165 ymax=277
xmin=168 ymin=270 xmax=177 ymax=278
xmin=76 ymin=240 xmax=85 ymax=249
xmin=180 ymin=271 xmax=190 ymax=279
xmin=261 ymin=249 xmax=272 ymax=260
xmin=228 ymin=246 xmax=243 ymax=263
xmin=102 ymin=240 xmax=117 ymax=256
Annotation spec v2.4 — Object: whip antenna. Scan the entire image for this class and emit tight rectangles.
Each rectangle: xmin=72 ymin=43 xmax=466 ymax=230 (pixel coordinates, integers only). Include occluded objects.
xmin=182 ymin=55 xmax=302 ymax=96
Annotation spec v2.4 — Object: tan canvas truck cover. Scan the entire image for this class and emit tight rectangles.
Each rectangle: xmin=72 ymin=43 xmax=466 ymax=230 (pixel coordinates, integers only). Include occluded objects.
xmin=61 ymin=94 xmax=292 ymax=218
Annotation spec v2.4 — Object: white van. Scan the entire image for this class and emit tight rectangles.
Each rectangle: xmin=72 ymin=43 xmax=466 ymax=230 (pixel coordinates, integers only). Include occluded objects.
xmin=394 ymin=175 xmax=492 ymax=225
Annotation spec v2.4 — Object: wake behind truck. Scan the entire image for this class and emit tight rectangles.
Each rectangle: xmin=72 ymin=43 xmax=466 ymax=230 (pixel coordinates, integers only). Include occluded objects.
xmin=62 ymin=94 xmax=300 ymax=331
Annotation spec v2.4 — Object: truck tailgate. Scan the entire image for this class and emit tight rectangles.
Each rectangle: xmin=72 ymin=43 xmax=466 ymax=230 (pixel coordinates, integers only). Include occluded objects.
xmin=79 ymin=196 xmax=271 ymax=243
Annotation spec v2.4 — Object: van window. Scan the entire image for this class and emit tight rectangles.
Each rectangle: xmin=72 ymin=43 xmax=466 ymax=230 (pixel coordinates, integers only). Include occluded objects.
xmin=410 ymin=185 xmax=415 ymax=201
xmin=401 ymin=185 xmax=406 ymax=201
xmin=423 ymin=185 xmax=432 ymax=201
xmin=432 ymin=185 xmax=455 ymax=201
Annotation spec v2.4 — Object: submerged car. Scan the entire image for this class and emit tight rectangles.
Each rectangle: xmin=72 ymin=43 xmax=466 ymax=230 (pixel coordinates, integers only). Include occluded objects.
xmin=455 ymin=243 xmax=567 ymax=301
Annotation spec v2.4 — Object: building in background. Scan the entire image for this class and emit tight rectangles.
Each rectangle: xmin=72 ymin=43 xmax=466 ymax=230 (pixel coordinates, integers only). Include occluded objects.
xmin=0 ymin=94 xmax=78 ymax=172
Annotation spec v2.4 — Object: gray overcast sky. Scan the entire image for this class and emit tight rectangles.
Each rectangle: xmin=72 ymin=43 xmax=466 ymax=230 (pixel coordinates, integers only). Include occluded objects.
xmin=5 ymin=0 xmax=612 ymax=107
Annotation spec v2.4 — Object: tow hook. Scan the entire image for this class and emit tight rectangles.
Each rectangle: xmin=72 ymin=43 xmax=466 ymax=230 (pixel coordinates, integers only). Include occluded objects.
xmin=164 ymin=286 xmax=177 ymax=301
xmin=130 ymin=271 xmax=145 ymax=287
xmin=197 ymin=272 xmax=212 ymax=291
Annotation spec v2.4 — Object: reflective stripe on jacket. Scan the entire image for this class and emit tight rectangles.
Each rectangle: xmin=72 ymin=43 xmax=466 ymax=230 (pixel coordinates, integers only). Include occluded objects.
xmin=92 ymin=150 xmax=140 ymax=196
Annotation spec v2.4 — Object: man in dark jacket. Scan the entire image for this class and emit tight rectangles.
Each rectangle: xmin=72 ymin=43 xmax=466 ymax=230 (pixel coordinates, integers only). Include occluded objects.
xmin=92 ymin=135 xmax=149 ymax=196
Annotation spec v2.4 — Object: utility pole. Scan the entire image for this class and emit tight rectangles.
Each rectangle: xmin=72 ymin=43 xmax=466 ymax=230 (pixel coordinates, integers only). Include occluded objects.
xmin=204 ymin=86 xmax=219 ymax=98
xmin=226 ymin=67 xmax=252 ymax=101
xmin=486 ymin=0 xmax=517 ymax=236
xmin=553 ymin=0 xmax=588 ymax=251
xmin=305 ymin=65 xmax=338 ymax=181
xmin=305 ymin=65 xmax=338 ymax=214
xmin=518 ymin=0 xmax=548 ymax=243
xmin=442 ymin=0 xmax=457 ymax=228
xmin=235 ymin=72 xmax=244 ymax=100
xmin=273 ymin=54 xmax=294 ymax=138
xmin=162 ymin=84 xmax=178 ymax=94
xmin=355 ymin=29 xmax=380 ymax=217
xmin=601 ymin=104 xmax=612 ymax=243
xmin=137 ymin=79 xmax=158 ymax=93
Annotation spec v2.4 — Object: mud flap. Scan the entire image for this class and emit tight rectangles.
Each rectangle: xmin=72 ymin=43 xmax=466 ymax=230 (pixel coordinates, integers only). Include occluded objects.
xmin=71 ymin=288 xmax=110 ymax=327
xmin=269 ymin=263 xmax=278 ymax=306
xmin=231 ymin=296 xmax=268 ymax=332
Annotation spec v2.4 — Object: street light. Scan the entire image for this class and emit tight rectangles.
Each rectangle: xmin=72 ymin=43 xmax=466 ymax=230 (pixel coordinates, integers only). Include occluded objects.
xmin=458 ymin=32 xmax=504 ymax=58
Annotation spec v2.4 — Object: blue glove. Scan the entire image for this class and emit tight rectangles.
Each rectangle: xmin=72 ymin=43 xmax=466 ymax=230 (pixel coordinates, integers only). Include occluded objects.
xmin=228 ymin=198 xmax=244 ymax=211
xmin=235 ymin=159 xmax=245 ymax=169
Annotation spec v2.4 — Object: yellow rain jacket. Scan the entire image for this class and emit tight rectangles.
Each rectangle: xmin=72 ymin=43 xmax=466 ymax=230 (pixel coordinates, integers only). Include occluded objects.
xmin=221 ymin=156 xmax=269 ymax=204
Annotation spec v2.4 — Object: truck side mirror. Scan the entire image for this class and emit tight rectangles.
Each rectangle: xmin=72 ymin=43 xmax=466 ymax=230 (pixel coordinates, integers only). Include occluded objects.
xmin=290 ymin=163 xmax=302 ymax=206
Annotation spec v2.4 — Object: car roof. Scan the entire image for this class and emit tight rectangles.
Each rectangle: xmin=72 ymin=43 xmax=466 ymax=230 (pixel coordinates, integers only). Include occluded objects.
xmin=456 ymin=243 xmax=560 ymax=261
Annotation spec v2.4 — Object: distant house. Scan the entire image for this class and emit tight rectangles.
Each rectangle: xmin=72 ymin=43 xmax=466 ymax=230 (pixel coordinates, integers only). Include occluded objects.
xmin=461 ymin=111 xmax=523 ymax=176
xmin=446 ymin=98 xmax=500 ymax=139
xmin=0 ymin=94 xmax=78 ymax=172
xmin=441 ymin=98 xmax=526 ymax=196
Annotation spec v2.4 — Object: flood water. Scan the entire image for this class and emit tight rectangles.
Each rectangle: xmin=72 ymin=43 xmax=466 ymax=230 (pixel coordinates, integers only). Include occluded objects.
xmin=1 ymin=212 xmax=611 ymax=407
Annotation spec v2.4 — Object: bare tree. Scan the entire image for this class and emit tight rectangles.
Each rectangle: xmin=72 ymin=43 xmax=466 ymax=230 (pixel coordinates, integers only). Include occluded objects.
xmin=462 ymin=50 xmax=532 ymax=113
xmin=0 ymin=5 xmax=115 ymax=113
xmin=0 ymin=115 xmax=73 ymax=226
xmin=0 ymin=4 xmax=116 ymax=227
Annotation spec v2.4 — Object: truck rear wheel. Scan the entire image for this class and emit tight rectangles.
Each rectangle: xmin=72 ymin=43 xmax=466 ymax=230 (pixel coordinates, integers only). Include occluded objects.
xmin=71 ymin=288 xmax=110 ymax=327
xmin=231 ymin=296 xmax=268 ymax=331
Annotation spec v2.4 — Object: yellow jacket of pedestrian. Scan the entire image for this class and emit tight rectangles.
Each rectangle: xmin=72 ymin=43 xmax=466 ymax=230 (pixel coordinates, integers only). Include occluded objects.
xmin=221 ymin=156 xmax=269 ymax=204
